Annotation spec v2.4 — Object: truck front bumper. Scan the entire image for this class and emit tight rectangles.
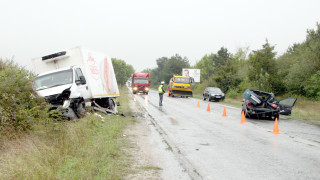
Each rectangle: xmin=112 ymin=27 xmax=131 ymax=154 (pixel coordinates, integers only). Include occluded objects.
xmin=171 ymin=90 xmax=193 ymax=96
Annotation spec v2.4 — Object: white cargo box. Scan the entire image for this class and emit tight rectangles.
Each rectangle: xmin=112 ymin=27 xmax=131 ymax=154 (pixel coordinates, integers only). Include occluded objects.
xmin=32 ymin=46 xmax=120 ymax=98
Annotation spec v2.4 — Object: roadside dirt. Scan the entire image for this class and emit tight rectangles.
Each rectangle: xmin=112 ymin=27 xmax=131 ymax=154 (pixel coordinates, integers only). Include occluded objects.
xmin=124 ymin=95 xmax=190 ymax=180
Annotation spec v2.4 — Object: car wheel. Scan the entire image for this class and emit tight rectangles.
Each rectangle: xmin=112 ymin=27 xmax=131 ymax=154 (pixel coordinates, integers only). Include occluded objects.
xmin=242 ymin=109 xmax=250 ymax=118
xmin=203 ymin=96 xmax=206 ymax=101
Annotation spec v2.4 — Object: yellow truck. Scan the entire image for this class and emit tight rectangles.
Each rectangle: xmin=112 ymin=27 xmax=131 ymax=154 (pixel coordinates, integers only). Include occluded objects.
xmin=167 ymin=75 xmax=192 ymax=97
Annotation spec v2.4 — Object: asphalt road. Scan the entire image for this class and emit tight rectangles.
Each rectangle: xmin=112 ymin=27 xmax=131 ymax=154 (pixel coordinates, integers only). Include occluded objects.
xmin=131 ymin=89 xmax=320 ymax=180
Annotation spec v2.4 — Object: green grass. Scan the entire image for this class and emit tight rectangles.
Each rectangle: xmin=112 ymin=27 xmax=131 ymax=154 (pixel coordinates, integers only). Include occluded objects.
xmin=287 ymin=96 xmax=320 ymax=121
xmin=0 ymin=115 xmax=130 ymax=179
xmin=0 ymin=86 xmax=136 ymax=179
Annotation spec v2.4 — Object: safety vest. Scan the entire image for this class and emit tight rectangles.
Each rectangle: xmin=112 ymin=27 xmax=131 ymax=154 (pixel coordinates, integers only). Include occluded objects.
xmin=158 ymin=85 xmax=163 ymax=93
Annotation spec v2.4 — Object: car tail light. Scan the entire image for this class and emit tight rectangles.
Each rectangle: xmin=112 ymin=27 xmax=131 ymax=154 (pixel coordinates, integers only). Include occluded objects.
xmin=271 ymin=104 xmax=277 ymax=109
xmin=247 ymin=101 xmax=252 ymax=105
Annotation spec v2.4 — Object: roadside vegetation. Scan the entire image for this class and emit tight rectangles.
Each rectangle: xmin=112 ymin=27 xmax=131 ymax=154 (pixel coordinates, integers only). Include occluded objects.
xmin=0 ymin=60 xmax=136 ymax=179
xmin=144 ymin=23 xmax=320 ymax=121
xmin=0 ymin=83 xmax=136 ymax=179
xmin=112 ymin=58 xmax=135 ymax=86
xmin=0 ymin=60 xmax=50 ymax=133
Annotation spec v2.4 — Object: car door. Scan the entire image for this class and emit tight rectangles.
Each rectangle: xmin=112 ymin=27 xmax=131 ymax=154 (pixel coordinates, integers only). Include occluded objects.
xmin=278 ymin=98 xmax=297 ymax=115
xmin=204 ymin=88 xmax=208 ymax=98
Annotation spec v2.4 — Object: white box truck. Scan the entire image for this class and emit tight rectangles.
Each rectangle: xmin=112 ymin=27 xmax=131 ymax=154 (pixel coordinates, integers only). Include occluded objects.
xmin=32 ymin=46 xmax=120 ymax=119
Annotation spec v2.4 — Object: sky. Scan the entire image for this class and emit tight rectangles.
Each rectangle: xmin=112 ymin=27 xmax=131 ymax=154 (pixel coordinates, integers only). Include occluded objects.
xmin=0 ymin=0 xmax=319 ymax=72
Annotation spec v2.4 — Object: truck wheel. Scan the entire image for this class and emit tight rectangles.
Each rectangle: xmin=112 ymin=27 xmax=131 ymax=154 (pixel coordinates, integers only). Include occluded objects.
xmin=76 ymin=101 xmax=86 ymax=118
xmin=133 ymin=91 xmax=136 ymax=94
xmin=108 ymin=98 xmax=116 ymax=111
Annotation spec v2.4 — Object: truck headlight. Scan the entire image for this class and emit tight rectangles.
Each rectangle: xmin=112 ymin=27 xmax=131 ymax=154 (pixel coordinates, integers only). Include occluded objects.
xmin=145 ymin=87 xmax=149 ymax=91
xmin=133 ymin=87 xmax=138 ymax=90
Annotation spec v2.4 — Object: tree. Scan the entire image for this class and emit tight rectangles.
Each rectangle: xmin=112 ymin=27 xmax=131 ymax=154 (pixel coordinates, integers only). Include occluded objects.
xmin=277 ymin=23 xmax=320 ymax=97
xmin=111 ymin=58 xmax=134 ymax=86
xmin=195 ymin=53 xmax=216 ymax=81
xmin=248 ymin=40 xmax=283 ymax=93
xmin=162 ymin=54 xmax=190 ymax=82
xmin=212 ymin=47 xmax=230 ymax=68
xmin=213 ymin=57 xmax=242 ymax=92
xmin=147 ymin=54 xmax=190 ymax=87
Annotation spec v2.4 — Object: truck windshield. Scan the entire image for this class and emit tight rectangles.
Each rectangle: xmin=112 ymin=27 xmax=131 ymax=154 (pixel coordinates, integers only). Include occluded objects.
xmin=33 ymin=69 xmax=73 ymax=91
xmin=134 ymin=77 xmax=148 ymax=84
xmin=175 ymin=77 xmax=190 ymax=84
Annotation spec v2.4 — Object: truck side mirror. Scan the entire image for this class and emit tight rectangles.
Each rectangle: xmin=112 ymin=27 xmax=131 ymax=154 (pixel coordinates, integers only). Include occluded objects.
xmin=79 ymin=76 xmax=86 ymax=85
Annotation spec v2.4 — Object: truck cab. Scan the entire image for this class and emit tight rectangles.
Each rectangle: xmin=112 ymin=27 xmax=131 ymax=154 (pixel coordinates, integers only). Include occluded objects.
xmin=168 ymin=75 xmax=193 ymax=97
xmin=33 ymin=66 xmax=91 ymax=119
xmin=132 ymin=72 xmax=150 ymax=94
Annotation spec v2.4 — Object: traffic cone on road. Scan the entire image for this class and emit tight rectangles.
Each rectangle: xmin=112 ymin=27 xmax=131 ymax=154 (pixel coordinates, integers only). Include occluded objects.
xmin=272 ymin=117 xmax=280 ymax=134
xmin=222 ymin=107 xmax=227 ymax=117
xmin=240 ymin=111 xmax=246 ymax=123
xmin=197 ymin=100 xmax=200 ymax=108
xmin=206 ymin=103 xmax=210 ymax=112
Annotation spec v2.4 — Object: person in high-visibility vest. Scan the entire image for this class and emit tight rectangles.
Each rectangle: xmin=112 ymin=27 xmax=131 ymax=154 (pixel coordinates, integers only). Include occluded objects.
xmin=158 ymin=81 xmax=166 ymax=106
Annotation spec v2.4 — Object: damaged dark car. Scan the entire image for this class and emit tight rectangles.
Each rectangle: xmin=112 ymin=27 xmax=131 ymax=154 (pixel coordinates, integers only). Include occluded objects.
xmin=242 ymin=89 xmax=297 ymax=120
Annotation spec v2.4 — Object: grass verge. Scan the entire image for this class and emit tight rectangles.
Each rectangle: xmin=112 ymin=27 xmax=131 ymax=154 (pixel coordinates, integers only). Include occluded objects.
xmin=0 ymin=86 xmax=136 ymax=179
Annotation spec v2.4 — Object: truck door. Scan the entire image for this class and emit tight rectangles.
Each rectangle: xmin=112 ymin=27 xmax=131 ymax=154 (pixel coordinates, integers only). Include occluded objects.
xmin=75 ymin=68 xmax=91 ymax=100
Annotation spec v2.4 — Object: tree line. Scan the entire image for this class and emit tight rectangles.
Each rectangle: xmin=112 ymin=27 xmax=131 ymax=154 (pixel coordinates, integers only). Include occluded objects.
xmin=136 ymin=24 xmax=319 ymax=99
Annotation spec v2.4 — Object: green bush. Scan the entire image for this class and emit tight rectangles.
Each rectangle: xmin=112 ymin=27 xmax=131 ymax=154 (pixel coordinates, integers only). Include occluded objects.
xmin=304 ymin=71 xmax=320 ymax=99
xmin=226 ymin=88 xmax=240 ymax=99
xmin=0 ymin=59 xmax=50 ymax=132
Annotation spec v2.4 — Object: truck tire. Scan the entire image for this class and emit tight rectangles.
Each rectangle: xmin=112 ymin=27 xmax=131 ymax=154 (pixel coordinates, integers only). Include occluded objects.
xmin=108 ymin=98 xmax=115 ymax=111
xmin=76 ymin=101 xmax=86 ymax=118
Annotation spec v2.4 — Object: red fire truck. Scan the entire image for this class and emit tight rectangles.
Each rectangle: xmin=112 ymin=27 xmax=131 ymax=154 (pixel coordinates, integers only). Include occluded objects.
xmin=132 ymin=72 xmax=150 ymax=94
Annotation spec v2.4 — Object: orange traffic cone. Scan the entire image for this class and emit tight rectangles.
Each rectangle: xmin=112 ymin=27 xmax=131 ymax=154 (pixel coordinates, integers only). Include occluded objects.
xmin=240 ymin=111 xmax=246 ymax=123
xmin=206 ymin=103 xmax=210 ymax=112
xmin=197 ymin=100 xmax=200 ymax=108
xmin=222 ymin=107 xmax=227 ymax=117
xmin=272 ymin=117 xmax=280 ymax=134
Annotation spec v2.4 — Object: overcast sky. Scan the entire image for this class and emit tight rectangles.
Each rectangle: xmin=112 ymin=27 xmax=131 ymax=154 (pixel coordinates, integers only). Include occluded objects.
xmin=0 ymin=0 xmax=319 ymax=72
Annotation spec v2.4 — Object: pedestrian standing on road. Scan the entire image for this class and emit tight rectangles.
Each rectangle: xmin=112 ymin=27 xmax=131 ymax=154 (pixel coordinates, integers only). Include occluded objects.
xmin=158 ymin=81 xmax=165 ymax=106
